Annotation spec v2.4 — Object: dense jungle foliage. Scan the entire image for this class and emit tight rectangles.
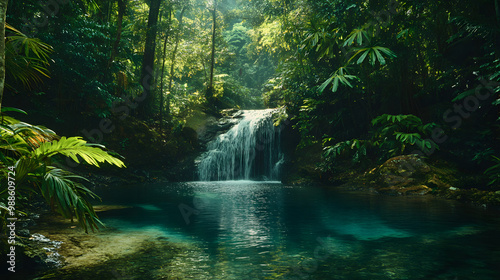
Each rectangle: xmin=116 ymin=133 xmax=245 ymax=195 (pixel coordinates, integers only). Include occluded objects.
xmin=1 ymin=0 xmax=500 ymax=245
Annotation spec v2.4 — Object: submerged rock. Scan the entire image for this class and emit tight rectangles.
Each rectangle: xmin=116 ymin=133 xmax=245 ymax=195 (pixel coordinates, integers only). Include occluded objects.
xmin=11 ymin=233 xmax=65 ymax=273
xmin=29 ymin=233 xmax=64 ymax=268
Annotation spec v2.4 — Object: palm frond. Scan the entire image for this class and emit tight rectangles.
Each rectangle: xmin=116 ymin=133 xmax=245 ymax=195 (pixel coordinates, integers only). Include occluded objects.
xmin=343 ymin=29 xmax=369 ymax=47
xmin=1 ymin=112 xmax=125 ymax=234
xmin=32 ymin=137 xmax=126 ymax=168
xmin=1 ymin=107 xmax=28 ymax=115
xmin=0 ymin=115 xmax=57 ymax=150
xmin=319 ymin=67 xmax=358 ymax=93
xmin=5 ymin=23 xmax=53 ymax=61
xmin=41 ymin=167 xmax=103 ymax=232
xmin=5 ymin=23 xmax=53 ymax=90
xmin=349 ymin=46 xmax=396 ymax=66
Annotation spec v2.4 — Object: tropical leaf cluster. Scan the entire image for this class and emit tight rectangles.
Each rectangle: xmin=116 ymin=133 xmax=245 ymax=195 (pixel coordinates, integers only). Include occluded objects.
xmin=371 ymin=114 xmax=437 ymax=156
xmin=322 ymin=114 xmax=438 ymax=168
xmin=1 ymin=109 xmax=125 ymax=234
xmin=4 ymin=23 xmax=53 ymax=90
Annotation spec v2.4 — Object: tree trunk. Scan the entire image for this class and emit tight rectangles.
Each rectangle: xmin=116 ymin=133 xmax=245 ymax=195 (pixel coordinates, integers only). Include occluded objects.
xmin=159 ymin=9 xmax=172 ymax=136
xmin=138 ymin=0 xmax=161 ymax=119
xmin=206 ymin=1 xmax=217 ymax=102
xmin=108 ymin=0 xmax=127 ymax=69
xmin=0 ymin=0 xmax=8 ymax=113
xmin=167 ymin=7 xmax=186 ymax=119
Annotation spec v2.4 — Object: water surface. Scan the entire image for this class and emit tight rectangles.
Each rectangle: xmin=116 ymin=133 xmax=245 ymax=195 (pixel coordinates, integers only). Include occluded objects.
xmin=87 ymin=181 xmax=500 ymax=279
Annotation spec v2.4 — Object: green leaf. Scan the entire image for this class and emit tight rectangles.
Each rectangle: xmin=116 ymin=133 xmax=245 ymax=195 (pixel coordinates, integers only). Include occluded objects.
xmin=374 ymin=48 xmax=386 ymax=65
xmin=1 ymin=107 xmax=28 ymax=115
xmin=319 ymin=75 xmax=335 ymax=93
xmin=357 ymin=50 xmax=369 ymax=64
xmin=344 ymin=29 xmax=368 ymax=47
xmin=332 ymin=77 xmax=340 ymax=92
xmin=370 ymin=50 xmax=377 ymax=65
xmin=319 ymin=67 xmax=358 ymax=93
xmin=452 ymin=88 xmax=476 ymax=102
xmin=32 ymin=137 xmax=126 ymax=168
xmin=41 ymin=167 xmax=103 ymax=232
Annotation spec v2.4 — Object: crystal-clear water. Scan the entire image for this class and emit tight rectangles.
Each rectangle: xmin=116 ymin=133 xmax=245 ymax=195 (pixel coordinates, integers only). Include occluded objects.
xmin=76 ymin=181 xmax=500 ymax=280
xmin=198 ymin=110 xmax=283 ymax=181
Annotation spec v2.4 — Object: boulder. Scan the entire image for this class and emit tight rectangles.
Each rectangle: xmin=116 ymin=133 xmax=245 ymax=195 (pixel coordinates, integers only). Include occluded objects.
xmin=365 ymin=154 xmax=453 ymax=195
xmin=192 ymin=109 xmax=242 ymax=146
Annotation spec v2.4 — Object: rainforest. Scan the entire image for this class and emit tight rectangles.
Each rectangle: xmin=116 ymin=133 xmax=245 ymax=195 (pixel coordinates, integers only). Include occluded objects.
xmin=1 ymin=0 xmax=500 ymax=279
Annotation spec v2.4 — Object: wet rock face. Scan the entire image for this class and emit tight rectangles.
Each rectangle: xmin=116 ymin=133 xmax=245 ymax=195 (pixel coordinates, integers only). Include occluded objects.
xmin=196 ymin=110 xmax=242 ymax=147
xmin=367 ymin=155 xmax=435 ymax=195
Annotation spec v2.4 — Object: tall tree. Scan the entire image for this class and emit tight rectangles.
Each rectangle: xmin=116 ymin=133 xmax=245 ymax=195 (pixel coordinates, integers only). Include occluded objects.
xmin=108 ymin=0 xmax=128 ymax=69
xmin=206 ymin=0 xmax=217 ymax=104
xmin=166 ymin=6 xmax=187 ymax=119
xmin=159 ymin=8 xmax=172 ymax=135
xmin=0 ymin=0 xmax=7 ymax=112
xmin=139 ymin=0 xmax=162 ymax=118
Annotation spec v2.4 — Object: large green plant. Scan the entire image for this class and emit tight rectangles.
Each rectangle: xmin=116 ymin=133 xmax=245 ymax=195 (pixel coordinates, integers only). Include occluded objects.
xmin=323 ymin=114 xmax=437 ymax=168
xmin=1 ymin=110 xmax=125 ymax=233
xmin=371 ymin=114 xmax=437 ymax=156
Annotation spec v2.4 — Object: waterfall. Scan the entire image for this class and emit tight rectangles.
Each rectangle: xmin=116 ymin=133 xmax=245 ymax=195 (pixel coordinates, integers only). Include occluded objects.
xmin=198 ymin=109 xmax=283 ymax=181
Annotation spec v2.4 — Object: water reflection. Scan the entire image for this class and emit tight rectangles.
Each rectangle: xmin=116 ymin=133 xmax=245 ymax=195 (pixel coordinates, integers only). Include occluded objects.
xmin=92 ymin=181 xmax=500 ymax=280
xmin=183 ymin=181 xmax=286 ymax=266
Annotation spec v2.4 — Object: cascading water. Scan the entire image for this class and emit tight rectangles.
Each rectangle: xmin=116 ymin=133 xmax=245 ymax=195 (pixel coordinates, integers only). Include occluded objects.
xmin=198 ymin=109 xmax=283 ymax=181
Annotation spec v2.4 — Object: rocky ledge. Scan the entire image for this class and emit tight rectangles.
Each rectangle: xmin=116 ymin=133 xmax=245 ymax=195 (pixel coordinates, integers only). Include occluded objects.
xmin=350 ymin=154 xmax=500 ymax=207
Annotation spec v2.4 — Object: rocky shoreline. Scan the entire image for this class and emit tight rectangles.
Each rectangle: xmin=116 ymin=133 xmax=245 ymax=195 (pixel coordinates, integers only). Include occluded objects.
xmin=3 ymin=206 xmax=194 ymax=280
xmin=284 ymin=152 xmax=500 ymax=209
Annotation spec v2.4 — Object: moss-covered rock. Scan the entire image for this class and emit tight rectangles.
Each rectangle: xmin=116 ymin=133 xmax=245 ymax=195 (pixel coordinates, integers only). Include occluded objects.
xmin=362 ymin=155 xmax=457 ymax=195
xmin=345 ymin=154 xmax=500 ymax=206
